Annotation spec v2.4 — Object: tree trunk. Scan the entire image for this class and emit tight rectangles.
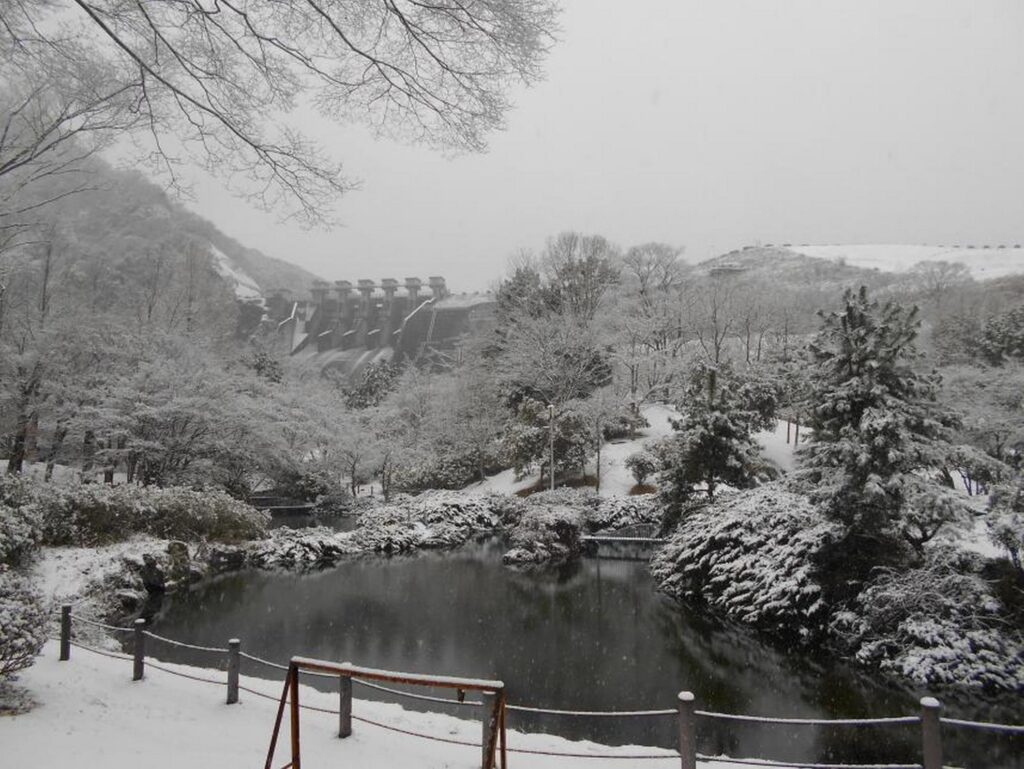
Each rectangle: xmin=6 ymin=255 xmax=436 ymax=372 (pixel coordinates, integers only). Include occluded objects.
xmin=82 ymin=430 xmax=97 ymax=479
xmin=44 ymin=423 xmax=68 ymax=481
xmin=6 ymin=409 xmax=31 ymax=475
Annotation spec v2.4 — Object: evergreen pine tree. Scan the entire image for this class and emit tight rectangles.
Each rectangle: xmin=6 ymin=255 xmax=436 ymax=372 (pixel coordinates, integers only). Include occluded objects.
xmin=658 ymin=362 xmax=776 ymax=512
xmin=799 ymin=287 xmax=957 ymax=571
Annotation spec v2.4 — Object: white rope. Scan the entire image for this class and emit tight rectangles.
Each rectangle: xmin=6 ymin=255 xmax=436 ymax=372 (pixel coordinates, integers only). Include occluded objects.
xmin=353 ymin=678 xmax=482 ymax=707
xmin=696 ymin=755 xmax=921 ymax=769
xmin=940 ymin=717 xmax=1024 ymax=735
xmin=507 ymin=704 xmax=676 ymax=718
xmin=65 ymin=639 xmax=133 ymax=660
xmin=71 ymin=615 xmax=134 ymax=632
xmin=239 ymin=651 xmax=290 ymax=671
xmin=695 ymin=711 xmax=920 ymax=727
xmin=142 ymin=630 xmax=228 ymax=655
xmin=238 ymin=651 xmax=336 ymax=678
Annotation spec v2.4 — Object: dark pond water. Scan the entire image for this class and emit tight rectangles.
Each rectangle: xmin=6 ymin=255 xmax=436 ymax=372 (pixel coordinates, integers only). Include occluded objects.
xmin=147 ymin=539 xmax=1022 ymax=768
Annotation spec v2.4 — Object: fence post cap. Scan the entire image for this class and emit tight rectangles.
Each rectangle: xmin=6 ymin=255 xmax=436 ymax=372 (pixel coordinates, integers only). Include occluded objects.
xmin=61 ymin=603 xmax=72 ymax=610
xmin=920 ymin=696 xmax=941 ymax=710
xmin=678 ymin=691 xmax=695 ymax=703
xmin=228 ymin=638 xmax=241 ymax=646
xmin=134 ymin=618 xmax=146 ymax=627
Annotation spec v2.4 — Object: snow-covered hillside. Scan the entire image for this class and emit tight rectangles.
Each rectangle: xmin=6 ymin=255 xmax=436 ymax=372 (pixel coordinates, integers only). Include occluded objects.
xmin=787 ymin=244 xmax=1024 ymax=280
xmin=209 ymin=244 xmax=263 ymax=300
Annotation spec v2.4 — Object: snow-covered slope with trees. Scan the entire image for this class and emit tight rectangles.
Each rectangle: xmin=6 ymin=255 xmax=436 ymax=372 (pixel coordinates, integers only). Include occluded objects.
xmin=788 ymin=244 xmax=1024 ymax=280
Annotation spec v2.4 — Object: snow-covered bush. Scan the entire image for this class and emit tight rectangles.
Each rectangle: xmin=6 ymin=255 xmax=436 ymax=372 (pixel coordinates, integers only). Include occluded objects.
xmin=584 ymin=496 xmax=660 ymax=532
xmin=483 ymin=494 xmax=528 ymax=527
xmin=0 ymin=504 xmax=42 ymax=567
xmin=352 ymin=492 xmax=498 ymax=553
xmin=988 ymin=481 xmax=1024 ymax=572
xmin=396 ymin=452 xmax=481 ymax=492
xmin=247 ymin=527 xmax=359 ymax=569
xmin=625 ymin=450 xmax=658 ymax=486
xmin=988 ymin=510 xmax=1023 ymax=573
xmin=503 ymin=500 xmax=584 ymax=565
xmin=652 ymin=484 xmax=837 ymax=641
xmin=0 ymin=569 xmax=48 ymax=679
xmin=834 ymin=550 xmax=1024 ymax=691
xmin=27 ymin=481 xmax=268 ymax=546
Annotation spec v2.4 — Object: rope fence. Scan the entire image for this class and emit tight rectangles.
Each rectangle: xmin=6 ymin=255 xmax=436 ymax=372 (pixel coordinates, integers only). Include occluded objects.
xmin=695 ymin=711 xmax=921 ymax=727
xmin=143 ymin=629 xmax=228 ymax=655
xmin=56 ymin=605 xmax=1023 ymax=769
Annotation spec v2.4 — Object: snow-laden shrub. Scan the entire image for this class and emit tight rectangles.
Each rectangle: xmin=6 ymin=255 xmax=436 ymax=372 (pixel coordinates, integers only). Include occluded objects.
xmin=503 ymin=500 xmax=584 ymax=565
xmin=396 ymin=451 xmax=483 ymax=492
xmin=523 ymin=488 xmax=600 ymax=511
xmin=625 ymin=450 xmax=658 ymax=486
xmin=26 ymin=481 xmax=267 ymax=546
xmin=144 ymin=487 xmax=268 ymax=542
xmin=0 ymin=569 xmax=48 ymax=679
xmin=651 ymin=484 xmax=837 ymax=641
xmin=988 ymin=511 xmax=1023 ymax=572
xmin=988 ymin=481 xmax=1024 ymax=572
xmin=834 ymin=550 xmax=1024 ymax=691
xmin=352 ymin=492 xmax=497 ymax=553
xmin=247 ymin=527 xmax=360 ymax=569
xmin=483 ymin=494 xmax=528 ymax=527
xmin=0 ymin=504 xmax=42 ymax=567
xmin=584 ymin=496 xmax=660 ymax=532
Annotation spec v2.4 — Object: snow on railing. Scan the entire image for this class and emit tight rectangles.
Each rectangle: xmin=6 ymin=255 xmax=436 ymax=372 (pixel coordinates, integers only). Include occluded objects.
xmin=57 ymin=605 xmax=1022 ymax=769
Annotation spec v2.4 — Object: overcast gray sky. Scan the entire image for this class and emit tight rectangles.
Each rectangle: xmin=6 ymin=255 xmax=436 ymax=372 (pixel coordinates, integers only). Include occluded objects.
xmin=185 ymin=0 xmax=1024 ymax=291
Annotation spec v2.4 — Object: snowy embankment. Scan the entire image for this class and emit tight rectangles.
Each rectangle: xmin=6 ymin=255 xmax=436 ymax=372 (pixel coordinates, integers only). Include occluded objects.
xmin=2 ymin=641 xmax=757 ymax=769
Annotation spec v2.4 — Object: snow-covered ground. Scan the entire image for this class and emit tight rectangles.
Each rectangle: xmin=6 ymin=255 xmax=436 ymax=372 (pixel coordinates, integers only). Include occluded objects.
xmin=469 ymin=406 xmax=799 ymax=498
xmin=2 ymin=642 xmax=763 ymax=768
xmin=209 ymin=244 xmax=263 ymax=300
xmin=467 ymin=403 xmax=678 ymax=498
xmin=788 ymin=244 xmax=1024 ymax=281
xmin=757 ymin=420 xmax=799 ymax=474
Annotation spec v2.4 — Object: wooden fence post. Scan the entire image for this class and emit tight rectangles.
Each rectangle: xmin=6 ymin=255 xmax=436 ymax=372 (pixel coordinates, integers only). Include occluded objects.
xmin=227 ymin=639 xmax=240 ymax=704
xmin=338 ymin=668 xmax=352 ymax=738
xmin=132 ymin=619 xmax=146 ymax=681
xmin=678 ymin=691 xmax=697 ymax=769
xmin=481 ymin=691 xmax=499 ymax=769
xmin=59 ymin=604 xmax=71 ymax=661
xmin=921 ymin=697 xmax=942 ymax=769
xmin=289 ymin=664 xmax=301 ymax=769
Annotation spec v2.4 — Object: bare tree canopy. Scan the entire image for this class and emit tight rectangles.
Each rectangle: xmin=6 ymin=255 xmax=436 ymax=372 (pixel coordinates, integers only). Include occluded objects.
xmin=0 ymin=0 xmax=559 ymax=224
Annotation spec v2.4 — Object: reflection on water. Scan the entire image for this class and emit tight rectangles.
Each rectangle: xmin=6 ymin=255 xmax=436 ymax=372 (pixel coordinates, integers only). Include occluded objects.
xmin=148 ymin=538 xmax=1022 ymax=768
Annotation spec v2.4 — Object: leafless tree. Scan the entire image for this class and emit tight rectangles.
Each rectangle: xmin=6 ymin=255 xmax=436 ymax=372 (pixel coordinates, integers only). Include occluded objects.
xmin=622 ymin=242 xmax=685 ymax=305
xmin=1 ymin=0 xmax=559 ymax=224
xmin=541 ymin=231 xmax=620 ymax=320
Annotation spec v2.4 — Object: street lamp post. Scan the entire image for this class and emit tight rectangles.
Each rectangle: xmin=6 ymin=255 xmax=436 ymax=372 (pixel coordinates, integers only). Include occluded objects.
xmin=547 ymin=403 xmax=555 ymax=491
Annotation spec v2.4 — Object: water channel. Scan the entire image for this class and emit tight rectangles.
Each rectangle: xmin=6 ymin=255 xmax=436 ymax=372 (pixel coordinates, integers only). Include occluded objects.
xmin=147 ymin=537 xmax=1022 ymax=768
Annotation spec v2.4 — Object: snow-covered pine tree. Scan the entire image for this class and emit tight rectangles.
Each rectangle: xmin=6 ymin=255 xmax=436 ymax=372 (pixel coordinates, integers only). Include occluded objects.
xmin=658 ymin=362 xmax=776 ymax=513
xmin=799 ymin=287 xmax=958 ymax=570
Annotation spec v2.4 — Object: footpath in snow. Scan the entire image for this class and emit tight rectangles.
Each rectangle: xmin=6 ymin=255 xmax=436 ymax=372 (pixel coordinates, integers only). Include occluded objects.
xmin=1 ymin=641 xmax=770 ymax=768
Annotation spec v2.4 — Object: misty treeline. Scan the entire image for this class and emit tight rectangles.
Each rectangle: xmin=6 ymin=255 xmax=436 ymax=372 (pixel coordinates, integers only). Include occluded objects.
xmin=4 ymin=158 xmax=1024 ymax=523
